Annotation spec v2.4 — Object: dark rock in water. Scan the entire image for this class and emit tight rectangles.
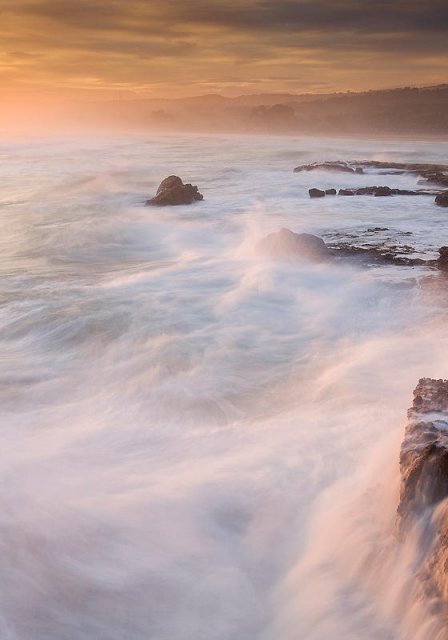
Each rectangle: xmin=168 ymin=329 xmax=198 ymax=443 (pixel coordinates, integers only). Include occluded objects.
xmin=297 ymin=160 xmax=448 ymax=189
xmin=309 ymin=188 xmax=326 ymax=198
xmin=437 ymin=247 xmax=448 ymax=270
xmin=146 ymin=175 xmax=203 ymax=206
xmin=258 ymin=228 xmax=434 ymax=269
xmin=257 ymin=228 xmax=330 ymax=261
xmin=435 ymin=193 xmax=448 ymax=207
xmin=325 ymin=188 xmax=337 ymax=195
xmin=294 ymin=162 xmax=354 ymax=174
xmin=424 ymin=173 xmax=448 ymax=188
xmin=398 ymin=378 xmax=448 ymax=526
xmin=367 ymin=227 xmax=389 ymax=232
xmin=374 ymin=186 xmax=392 ymax=197
xmin=355 ymin=186 xmax=378 ymax=195
xmin=333 ymin=185 xmax=437 ymax=197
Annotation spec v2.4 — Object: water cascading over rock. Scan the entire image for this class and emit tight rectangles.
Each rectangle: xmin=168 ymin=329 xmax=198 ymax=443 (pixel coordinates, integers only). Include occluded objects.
xmin=398 ymin=378 xmax=448 ymax=604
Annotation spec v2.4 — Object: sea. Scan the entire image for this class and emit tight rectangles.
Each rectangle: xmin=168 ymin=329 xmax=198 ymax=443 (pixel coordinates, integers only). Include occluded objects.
xmin=1 ymin=133 xmax=448 ymax=639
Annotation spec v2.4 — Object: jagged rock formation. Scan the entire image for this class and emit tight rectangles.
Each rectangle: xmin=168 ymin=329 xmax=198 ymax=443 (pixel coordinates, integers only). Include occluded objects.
xmin=398 ymin=379 xmax=448 ymax=528
xmin=146 ymin=176 xmax=203 ymax=206
xmin=398 ymin=379 xmax=448 ymax=607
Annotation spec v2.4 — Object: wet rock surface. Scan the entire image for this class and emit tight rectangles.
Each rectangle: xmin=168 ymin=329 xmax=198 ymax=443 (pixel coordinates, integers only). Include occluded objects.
xmin=309 ymin=185 xmax=439 ymax=198
xmin=436 ymin=193 xmax=448 ymax=207
xmin=146 ymin=175 xmax=204 ymax=206
xmin=257 ymin=228 xmax=441 ymax=268
xmin=398 ymin=378 xmax=448 ymax=527
xmin=257 ymin=228 xmax=330 ymax=261
xmin=294 ymin=161 xmax=355 ymax=174
xmin=309 ymin=188 xmax=325 ymax=198
xmin=296 ymin=159 xmax=448 ymax=194
xmin=397 ymin=379 xmax=448 ymax=608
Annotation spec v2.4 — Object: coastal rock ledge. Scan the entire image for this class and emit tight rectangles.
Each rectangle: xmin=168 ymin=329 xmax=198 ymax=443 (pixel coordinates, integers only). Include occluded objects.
xmin=146 ymin=176 xmax=204 ymax=206
xmin=398 ymin=378 xmax=448 ymax=605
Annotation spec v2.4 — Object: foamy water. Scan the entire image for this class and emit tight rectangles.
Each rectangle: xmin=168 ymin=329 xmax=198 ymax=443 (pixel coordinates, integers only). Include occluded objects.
xmin=1 ymin=134 xmax=448 ymax=639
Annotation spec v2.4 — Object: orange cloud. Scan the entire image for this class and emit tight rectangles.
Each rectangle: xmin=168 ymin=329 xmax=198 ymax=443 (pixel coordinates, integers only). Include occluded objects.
xmin=1 ymin=0 xmax=447 ymax=99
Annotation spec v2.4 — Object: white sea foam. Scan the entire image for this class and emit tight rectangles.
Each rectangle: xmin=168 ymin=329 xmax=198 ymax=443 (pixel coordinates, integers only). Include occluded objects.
xmin=1 ymin=134 xmax=448 ymax=639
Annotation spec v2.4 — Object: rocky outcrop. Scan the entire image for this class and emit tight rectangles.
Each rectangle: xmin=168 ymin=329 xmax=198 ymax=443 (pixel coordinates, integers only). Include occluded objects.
xmin=256 ymin=228 xmax=330 ymax=261
xmin=397 ymin=379 xmax=448 ymax=607
xmin=435 ymin=193 xmax=448 ymax=207
xmin=295 ymin=160 xmax=448 ymax=190
xmin=398 ymin=379 xmax=448 ymax=529
xmin=294 ymin=161 xmax=355 ymax=174
xmin=257 ymin=229 xmax=434 ymax=267
xmin=437 ymin=247 xmax=448 ymax=270
xmin=146 ymin=176 xmax=203 ymax=206
xmin=309 ymin=188 xmax=326 ymax=198
xmin=310 ymin=185 xmax=438 ymax=198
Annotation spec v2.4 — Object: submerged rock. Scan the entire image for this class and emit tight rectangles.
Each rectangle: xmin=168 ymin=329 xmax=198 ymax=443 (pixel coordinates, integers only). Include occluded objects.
xmin=257 ymin=228 xmax=330 ymax=261
xmin=309 ymin=188 xmax=326 ymax=198
xmin=294 ymin=161 xmax=355 ymax=174
xmin=436 ymin=193 xmax=448 ymax=207
xmin=146 ymin=175 xmax=203 ymax=206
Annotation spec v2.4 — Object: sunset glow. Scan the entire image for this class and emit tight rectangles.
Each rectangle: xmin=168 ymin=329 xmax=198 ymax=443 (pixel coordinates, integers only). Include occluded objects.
xmin=2 ymin=0 xmax=448 ymax=100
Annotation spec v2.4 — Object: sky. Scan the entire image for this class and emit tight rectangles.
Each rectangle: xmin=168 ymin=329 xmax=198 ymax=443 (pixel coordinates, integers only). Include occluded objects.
xmin=1 ymin=0 xmax=448 ymax=100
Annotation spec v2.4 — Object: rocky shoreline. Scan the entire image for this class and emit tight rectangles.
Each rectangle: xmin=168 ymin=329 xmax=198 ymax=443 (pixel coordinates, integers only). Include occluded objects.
xmin=398 ymin=379 xmax=448 ymax=608
xmin=257 ymin=227 xmax=448 ymax=270
xmin=295 ymin=160 xmax=448 ymax=206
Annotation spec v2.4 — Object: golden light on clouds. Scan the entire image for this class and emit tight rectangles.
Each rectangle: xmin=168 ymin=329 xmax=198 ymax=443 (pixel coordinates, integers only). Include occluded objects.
xmin=1 ymin=0 xmax=447 ymax=99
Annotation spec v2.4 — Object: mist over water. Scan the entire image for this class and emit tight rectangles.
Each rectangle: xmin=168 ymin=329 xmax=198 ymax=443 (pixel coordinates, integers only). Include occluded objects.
xmin=1 ymin=134 xmax=448 ymax=639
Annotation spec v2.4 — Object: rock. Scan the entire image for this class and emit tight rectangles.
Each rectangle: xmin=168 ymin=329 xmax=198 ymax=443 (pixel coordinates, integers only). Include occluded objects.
xmin=309 ymin=188 xmax=326 ymax=198
xmin=258 ymin=229 xmax=429 ymax=268
xmin=325 ymin=188 xmax=337 ymax=195
xmin=367 ymin=227 xmax=389 ymax=232
xmin=397 ymin=379 xmax=448 ymax=606
xmin=296 ymin=160 xmax=448 ymax=189
xmin=338 ymin=189 xmax=354 ymax=196
xmin=257 ymin=228 xmax=330 ymax=261
xmin=355 ymin=186 xmax=378 ymax=195
xmin=435 ymin=193 xmax=448 ymax=207
xmin=146 ymin=175 xmax=203 ymax=206
xmin=374 ymin=186 xmax=392 ymax=197
xmin=294 ymin=162 xmax=355 ymax=174
xmin=398 ymin=378 xmax=448 ymax=527
xmin=424 ymin=173 xmax=448 ymax=188
xmin=437 ymin=247 xmax=448 ymax=270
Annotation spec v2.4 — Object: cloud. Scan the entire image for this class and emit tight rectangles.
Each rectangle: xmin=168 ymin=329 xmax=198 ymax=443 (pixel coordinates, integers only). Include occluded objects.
xmin=1 ymin=0 xmax=447 ymax=96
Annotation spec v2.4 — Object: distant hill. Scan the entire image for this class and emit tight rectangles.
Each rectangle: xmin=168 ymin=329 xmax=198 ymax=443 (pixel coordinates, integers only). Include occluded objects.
xmin=3 ymin=85 xmax=448 ymax=136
